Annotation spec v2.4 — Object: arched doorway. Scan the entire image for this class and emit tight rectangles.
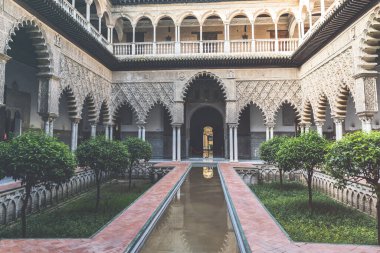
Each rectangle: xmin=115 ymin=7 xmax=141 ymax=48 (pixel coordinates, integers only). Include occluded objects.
xmin=189 ymin=106 xmax=224 ymax=158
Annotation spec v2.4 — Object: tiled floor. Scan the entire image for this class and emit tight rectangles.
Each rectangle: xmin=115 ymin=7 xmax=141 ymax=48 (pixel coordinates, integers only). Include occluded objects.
xmin=0 ymin=162 xmax=190 ymax=253
xmin=218 ymin=162 xmax=380 ymax=253
xmin=1 ymin=161 xmax=379 ymax=253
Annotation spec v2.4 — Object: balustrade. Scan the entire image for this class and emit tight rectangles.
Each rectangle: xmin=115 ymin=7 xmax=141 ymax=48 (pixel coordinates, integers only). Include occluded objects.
xmin=113 ymin=38 xmax=299 ymax=57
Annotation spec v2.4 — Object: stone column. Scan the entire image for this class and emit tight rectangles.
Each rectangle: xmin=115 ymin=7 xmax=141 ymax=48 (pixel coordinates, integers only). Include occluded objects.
xmin=315 ymin=121 xmax=324 ymax=137
xmin=233 ymin=125 xmax=238 ymax=162
xmin=0 ymin=54 xmax=11 ymax=107
xmin=269 ymin=126 xmax=274 ymax=139
xmin=274 ymin=22 xmax=279 ymax=52
xmin=334 ymin=118 xmax=344 ymax=141
xmin=177 ymin=125 xmax=181 ymax=161
xmin=153 ymin=25 xmax=157 ymax=55
xmin=105 ymin=124 xmax=109 ymax=140
xmin=97 ymin=14 xmax=102 ymax=33
xmin=41 ymin=114 xmax=55 ymax=137
xmin=304 ymin=123 xmax=311 ymax=133
xmin=358 ymin=114 xmax=373 ymax=133
xmin=265 ymin=126 xmax=270 ymax=141
xmin=224 ymin=22 xmax=230 ymax=53
xmin=72 ymin=0 xmax=76 ymax=7
xmin=200 ymin=26 xmax=203 ymax=53
xmin=229 ymin=125 xmax=233 ymax=162
xmin=85 ymin=0 xmax=93 ymax=22
xmin=71 ymin=118 xmax=80 ymax=151
xmin=172 ymin=125 xmax=176 ymax=161
xmin=320 ymin=0 xmax=325 ymax=16
xmin=175 ymin=25 xmax=181 ymax=54
xmin=141 ymin=125 xmax=145 ymax=141
xmin=91 ymin=123 xmax=97 ymax=138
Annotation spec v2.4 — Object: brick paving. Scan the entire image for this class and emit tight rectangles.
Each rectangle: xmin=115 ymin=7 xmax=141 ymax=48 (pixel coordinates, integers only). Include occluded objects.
xmin=219 ymin=162 xmax=380 ymax=253
xmin=0 ymin=162 xmax=190 ymax=253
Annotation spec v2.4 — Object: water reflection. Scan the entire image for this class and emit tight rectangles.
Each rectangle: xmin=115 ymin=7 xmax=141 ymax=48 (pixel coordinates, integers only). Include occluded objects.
xmin=139 ymin=167 xmax=239 ymax=253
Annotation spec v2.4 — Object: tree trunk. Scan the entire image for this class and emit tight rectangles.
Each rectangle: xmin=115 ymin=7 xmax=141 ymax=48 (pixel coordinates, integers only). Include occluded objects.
xmin=128 ymin=165 xmax=133 ymax=191
xmin=376 ymin=190 xmax=380 ymax=245
xmin=307 ymin=170 xmax=313 ymax=211
xmin=279 ymin=169 xmax=283 ymax=187
xmin=21 ymin=184 xmax=31 ymax=238
xmin=95 ymin=172 xmax=101 ymax=211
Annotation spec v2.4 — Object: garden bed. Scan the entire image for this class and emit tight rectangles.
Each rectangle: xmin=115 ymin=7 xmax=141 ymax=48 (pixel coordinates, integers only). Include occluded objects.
xmin=251 ymin=182 xmax=377 ymax=245
xmin=0 ymin=180 xmax=152 ymax=238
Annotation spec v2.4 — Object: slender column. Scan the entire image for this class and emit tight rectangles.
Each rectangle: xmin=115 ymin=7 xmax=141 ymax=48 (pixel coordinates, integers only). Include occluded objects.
xmin=109 ymin=125 xmax=113 ymax=141
xmin=177 ymin=126 xmax=181 ymax=161
xmin=224 ymin=23 xmax=230 ymax=53
xmin=91 ymin=123 xmax=96 ymax=138
xmin=308 ymin=12 xmax=313 ymax=29
xmin=105 ymin=125 xmax=109 ymax=140
xmin=71 ymin=119 xmax=80 ymax=151
xmin=334 ymin=118 xmax=344 ymax=141
xmin=72 ymin=0 xmax=75 ymax=7
xmin=172 ymin=126 xmax=176 ymax=161
xmin=141 ymin=125 xmax=145 ymax=141
xmin=320 ymin=0 xmax=325 ymax=16
xmin=304 ymin=123 xmax=311 ymax=133
xmin=269 ymin=126 xmax=274 ymax=139
xmin=233 ymin=126 xmax=238 ymax=162
xmin=44 ymin=120 xmax=50 ymax=135
xmin=251 ymin=22 xmax=255 ymax=52
xmin=49 ymin=119 xmax=54 ymax=137
xmin=315 ymin=121 xmax=324 ymax=137
xmin=274 ymin=22 xmax=279 ymax=52
xmin=138 ymin=125 xmax=141 ymax=139
xmin=229 ymin=125 xmax=233 ymax=161
xmin=200 ymin=26 xmax=203 ymax=53
xmin=301 ymin=21 xmax=305 ymax=38
xmin=132 ymin=26 xmax=136 ymax=55
xmin=85 ymin=0 xmax=92 ymax=22
xmin=359 ymin=115 xmax=373 ymax=133
xmin=153 ymin=25 xmax=157 ymax=54
xmin=98 ymin=15 xmax=102 ymax=33
xmin=175 ymin=25 xmax=181 ymax=54
xmin=266 ymin=126 xmax=270 ymax=141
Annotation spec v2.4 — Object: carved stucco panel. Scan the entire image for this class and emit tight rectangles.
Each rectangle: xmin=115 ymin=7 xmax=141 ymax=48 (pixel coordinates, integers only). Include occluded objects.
xmin=111 ymin=82 xmax=174 ymax=123
xmin=236 ymin=79 xmax=301 ymax=124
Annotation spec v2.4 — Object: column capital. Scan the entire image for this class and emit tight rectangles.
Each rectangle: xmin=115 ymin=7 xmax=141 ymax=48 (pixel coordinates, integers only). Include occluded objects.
xmin=0 ymin=53 xmax=11 ymax=62
xmin=314 ymin=120 xmax=325 ymax=127
xmin=333 ymin=117 xmax=345 ymax=124
xmin=71 ymin=117 xmax=81 ymax=124
xmin=40 ymin=113 xmax=58 ymax=121
xmin=357 ymin=113 xmax=373 ymax=123
xmin=85 ymin=0 xmax=93 ymax=5
xmin=264 ymin=122 xmax=275 ymax=128
xmin=171 ymin=123 xmax=182 ymax=127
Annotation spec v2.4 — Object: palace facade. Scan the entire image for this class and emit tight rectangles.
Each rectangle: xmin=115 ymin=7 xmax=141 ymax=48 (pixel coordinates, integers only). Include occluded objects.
xmin=0 ymin=0 xmax=379 ymax=161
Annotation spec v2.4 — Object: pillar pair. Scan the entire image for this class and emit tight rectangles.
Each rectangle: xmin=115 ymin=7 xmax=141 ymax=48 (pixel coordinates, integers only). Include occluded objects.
xmin=265 ymin=124 xmax=274 ymax=141
xmin=229 ymin=124 xmax=238 ymax=162
xmin=42 ymin=115 xmax=56 ymax=137
xmin=172 ymin=125 xmax=182 ymax=161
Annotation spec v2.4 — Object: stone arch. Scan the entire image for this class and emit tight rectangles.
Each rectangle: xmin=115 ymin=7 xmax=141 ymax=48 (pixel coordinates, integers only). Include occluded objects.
xmin=357 ymin=6 xmax=380 ymax=74
xmin=5 ymin=19 xmax=53 ymax=75
xmin=238 ymin=102 xmax=267 ymax=124
xmin=272 ymin=100 xmax=301 ymax=124
xmin=60 ymin=86 xmax=79 ymax=119
xmin=99 ymin=100 xmax=111 ymax=124
xmin=182 ymin=71 xmax=227 ymax=100
xmin=133 ymin=15 xmax=154 ymax=27
xmin=0 ymin=203 xmax=6 ymax=225
xmin=252 ymin=9 xmax=276 ymax=23
xmin=302 ymin=100 xmax=313 ymax=124
xmin=177 ymin=12 xmax=201 ymax=26
xmin=112 ymin=100 xmax=139 ymax=123
xmin=144 ymin=101 xmax=173 ymax=124
xmin=81 ymin=94 xmax=98 ymax=124
xmin=334 ymin=85 xmax=351 ymax=118
xmin=227 ymin=10 xmax=252 ymax=23
xmin=200 ymin=11 xmax=225 ymax=25
xmin=315 ymin=93 xmax=332 ymax=121
xmin=275 ymin=8 xmax=298 ymax=23
xmin=154 ymin=14 xmax=176 ymax=26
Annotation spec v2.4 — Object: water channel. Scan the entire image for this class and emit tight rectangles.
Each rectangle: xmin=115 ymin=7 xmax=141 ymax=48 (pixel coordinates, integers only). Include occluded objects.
xmin=139 ymin=166 xmax=240 ymax=253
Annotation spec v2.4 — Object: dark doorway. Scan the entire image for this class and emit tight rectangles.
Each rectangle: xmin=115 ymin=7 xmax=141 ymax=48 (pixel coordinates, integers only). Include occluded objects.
xmin=190 ymin=107 xmax=224 ymax=158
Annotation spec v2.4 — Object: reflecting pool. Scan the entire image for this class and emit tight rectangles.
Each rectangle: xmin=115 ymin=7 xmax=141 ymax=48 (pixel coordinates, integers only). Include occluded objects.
xmin=139 ymin=166 xmax=240 ymax=253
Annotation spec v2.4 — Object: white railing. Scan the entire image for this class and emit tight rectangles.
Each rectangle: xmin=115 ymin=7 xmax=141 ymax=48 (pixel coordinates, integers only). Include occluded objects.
xmin=202 ymin=40 xmax=224 ymax=54
xmin=230 ymin=40 xmax=252 ymax=53
xmin=113 ymin=38 xmax=299 ymax=57
xmin=181 ymin=41 xmax=200 ymax=54
xmin=278 ymin=38 xmax=299 ymax=52
xmin=156 ymin=42 xmax=175 ymax=55
xmin=53 ymin=0 xmax=109 ymax=48
xmin=254 ymin=39 xmax=276 ymax=52
xmin=135 ymin=42 xmax=153 ymax=55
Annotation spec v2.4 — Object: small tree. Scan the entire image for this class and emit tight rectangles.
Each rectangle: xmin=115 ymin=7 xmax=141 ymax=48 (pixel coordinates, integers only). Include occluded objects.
xmin=5 ymin=131 xmax=76 ymax=237
xmin=259 ymin=136 xmax=289 ymax=186
xmin=123 ymin=137 xmax=152 ymax=190
xmin=0 ymin=141 xmax=9 ymax=183
xmin=276 ymin=131 xmax=327 ymax=210
xmin=76 ymin=136 xmax=129 ymax=210
xmin=325 ymin=131 xmax=380 ymax=245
